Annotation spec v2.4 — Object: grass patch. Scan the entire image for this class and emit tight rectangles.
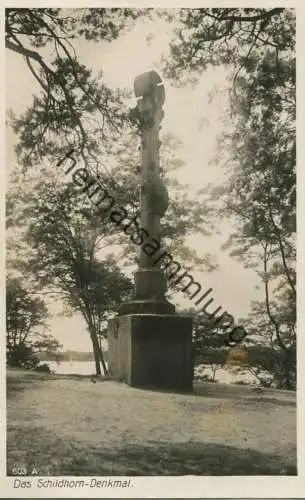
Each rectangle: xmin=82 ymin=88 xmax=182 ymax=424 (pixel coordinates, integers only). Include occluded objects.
xmin=6 ymin=369 xmax=297 ymax=476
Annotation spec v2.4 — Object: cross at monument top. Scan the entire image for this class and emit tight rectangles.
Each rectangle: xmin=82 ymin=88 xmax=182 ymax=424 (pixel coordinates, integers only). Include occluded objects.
xmin=134 ymin=71 xmax=165 ymax=128
xmin=134 ymin=70 xmax=165 ymax=100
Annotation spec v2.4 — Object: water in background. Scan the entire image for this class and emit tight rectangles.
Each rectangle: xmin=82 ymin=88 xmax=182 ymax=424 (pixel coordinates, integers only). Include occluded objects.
xmin=48 ymin=360 xmax=97 ymax=375
xmin=47 ymin=360 xmax=257 ymax=384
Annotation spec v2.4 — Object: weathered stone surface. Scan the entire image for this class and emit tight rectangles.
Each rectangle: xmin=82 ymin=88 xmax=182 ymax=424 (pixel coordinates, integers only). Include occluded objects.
xmin=134 ymin=268 xmax=167 ymax=300
xmin=108 ymin=314 xmax=193 ymax=392
xmin=107 ymin=71 xmax=193 ymax=393
xmin=119 ymin=299 xmax=175 ymax=316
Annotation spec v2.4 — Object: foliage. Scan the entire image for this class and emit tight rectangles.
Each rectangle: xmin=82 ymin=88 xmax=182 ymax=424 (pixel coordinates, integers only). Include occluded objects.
xmin=6 ymin=276 xmax=48 ymax=338
xmin=7 ymin=171 xmax=134 ymax=375
xmin=227 ymin=303 xmax=296 ymax=389
xmin=6 ymin=276 xmax=61 ymax=369
xmin=7 ymin=121 xmax=216 ymax=356
xmin=7 ymin=107 xmax=215 ymax=376
xmin=163 ymin=8 xmax=296 ymax=390
xmin=6 ymin=7 xmax=214 ymax=270
xmin=34 ymin=363 xmax=52 ymax=373
xmin=214 ymin=37 xmax=296 ymax=389
xmin=6 ymin=8 xmax=297 ymax=387
xmin=7 ymin=343 xmax=39 ymax=369
xmin=162 ymin=8 xmax=294 ymax=84
xmin=234 ymin=380 xmax=250 ymax=386
xmin=180 ymin=308 xmax=228 ymax=381
xmin=6 ymin=9 xmax=217 ymax=346
xmin=5 ymin=8 xmax=145 ymax=171
xmin=97 ymin=130 xmax=214 ymax=276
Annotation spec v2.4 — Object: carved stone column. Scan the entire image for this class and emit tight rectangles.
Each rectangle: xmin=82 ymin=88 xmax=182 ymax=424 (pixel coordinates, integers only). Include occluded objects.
xmin=120 ymin=71 xmax=174 ymax=315
xmin=108 ymin=71 xmax=193 ymax=392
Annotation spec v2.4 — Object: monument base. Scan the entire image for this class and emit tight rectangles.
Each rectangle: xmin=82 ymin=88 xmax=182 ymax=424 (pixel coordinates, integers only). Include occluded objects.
xmin=119 ymin=299 xmax=175 ymax=315
xmin=107 ymin=314 xmax=193 ymax=392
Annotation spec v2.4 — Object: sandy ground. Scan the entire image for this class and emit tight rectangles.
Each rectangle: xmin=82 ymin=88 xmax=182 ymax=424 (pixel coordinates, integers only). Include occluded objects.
xmin=6 ymin=369 xmax=296 ymax=476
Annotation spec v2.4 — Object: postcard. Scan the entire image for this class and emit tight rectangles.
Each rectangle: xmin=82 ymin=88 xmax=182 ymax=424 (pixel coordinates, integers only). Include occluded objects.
xmin=1 ymin=0 xmax=303 ymax=497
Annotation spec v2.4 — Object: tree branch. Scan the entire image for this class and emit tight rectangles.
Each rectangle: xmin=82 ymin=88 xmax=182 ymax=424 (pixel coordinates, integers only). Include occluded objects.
xmin=212 ymin=8 xmax=284 ymax=23
xmin=5 ymin=38 xmax=42 ymax=61
xmin=262 ymin=243 xmax=287 ymax=351
xmin=266 ymin=186 xmax=296 ymax=297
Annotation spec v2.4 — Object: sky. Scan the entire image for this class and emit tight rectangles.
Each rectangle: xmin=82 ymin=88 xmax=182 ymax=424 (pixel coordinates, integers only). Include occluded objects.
xmin=5 ymin=12 xmax=262 ymax=351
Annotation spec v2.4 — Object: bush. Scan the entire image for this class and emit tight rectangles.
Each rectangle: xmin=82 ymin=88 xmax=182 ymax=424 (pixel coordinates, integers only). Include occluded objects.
xmin=7 ymin=344 xmax=40 ymax=369
xmin=34 ymin=363 xmax=51 ymax=373
xmin=235 ymin=380 xmax=250 ymax=386
xmin=194 ymin=374 xmax=218 ymax=383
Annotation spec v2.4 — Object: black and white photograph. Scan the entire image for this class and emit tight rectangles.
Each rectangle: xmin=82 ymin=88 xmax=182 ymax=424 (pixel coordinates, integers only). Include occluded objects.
xmin=2 ymin=2 xmax=302 ymax=498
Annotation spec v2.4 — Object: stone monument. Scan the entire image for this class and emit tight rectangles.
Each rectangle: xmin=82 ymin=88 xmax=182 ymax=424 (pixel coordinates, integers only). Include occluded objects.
xmin=107 ymin=71 xmax=193 ymax=392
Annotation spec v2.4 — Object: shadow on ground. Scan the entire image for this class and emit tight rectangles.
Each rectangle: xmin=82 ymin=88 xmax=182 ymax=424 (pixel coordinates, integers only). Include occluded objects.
xmin=193 ymin=382 xmax=296 ymax=407
xmin=6 ymin=370 xmax=296 ymax=406
xmin=120 ymin=381 xmax=296 ymax=408
xmin=6 ymin=376 xmax=36 ymax=399
xmin=6 ymin=372 xmax=97 ymax=398
xmin=7 ymin=425 xmax=297 ymax=476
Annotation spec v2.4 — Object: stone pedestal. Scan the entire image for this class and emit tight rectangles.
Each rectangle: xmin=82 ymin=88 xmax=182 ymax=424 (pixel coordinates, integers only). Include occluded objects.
xmin=119 ymin=268 xmax=175 ymax=315
xmin=108 ymin=314 xmax=193 ymax=392
xmin=107 ymin=71 xmax=194 ymax=393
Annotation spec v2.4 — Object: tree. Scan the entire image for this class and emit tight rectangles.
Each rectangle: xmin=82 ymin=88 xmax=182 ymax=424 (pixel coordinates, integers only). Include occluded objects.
xmin=6 ymin=9 xmax=217 ymax=256
xmin=7 ymin=60 xmax=220 ymax=373
xmin=161 ymin=8 xmax=293 ymax=85
xmin=181 ymin=308 xmax=228 ymax=381
xmin=6 ymin=8 xmax=144 ymax=171
xmin=195 ymin=326 xmax=227 ymax=382
xmin=211 ymin=45 xmax=296 ymax=389
xmin=7 ymin=174 xmax=133 ymax=376
xmin=227 ymin=293 xmax=296 ymax=389
xmin=7 ymin=128 xmax=215 ymax=373
xmin=161 ymin=8 xmax=296 ymax=389
xmin=6 ymin=8 xmax=218 ymax=312
xmin=96 ymin=130 xmax=213 ymax=274
xmin=6 ymin=276 xmax=61 ymax=368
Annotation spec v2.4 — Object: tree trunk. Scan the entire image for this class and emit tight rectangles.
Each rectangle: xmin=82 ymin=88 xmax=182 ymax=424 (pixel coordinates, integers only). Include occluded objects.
xmin=90 ymin=332 xmax=102 ymax=376
xmin=211 ymin=365 xmax=217 ymax=382
xmin=98 ymin=341 xmax=109 ymax=376
xmin=89 ymin=326 xmax=109 ymax=377
xmin=283 ymin=354 xmax=294 ymax=390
